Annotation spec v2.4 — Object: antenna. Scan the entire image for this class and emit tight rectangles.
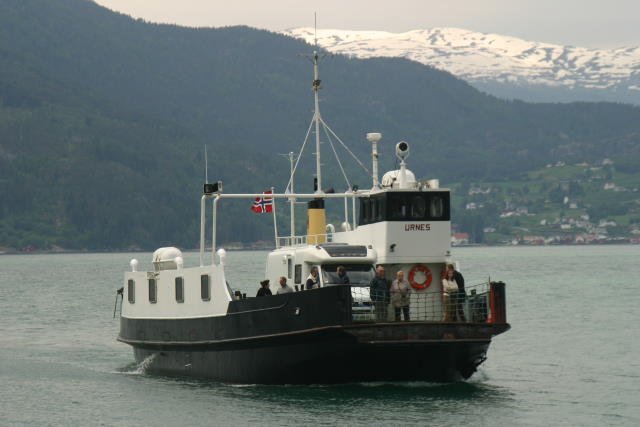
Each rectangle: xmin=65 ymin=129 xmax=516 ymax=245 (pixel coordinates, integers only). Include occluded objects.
xmin=287 ymin=14 xmax=367 ymax=198
xmin=204 ymin=145 xmax=209 ymax=183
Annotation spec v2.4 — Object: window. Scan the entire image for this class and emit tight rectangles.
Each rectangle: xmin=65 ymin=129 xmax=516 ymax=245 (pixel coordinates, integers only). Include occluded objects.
xmin=294 ymin=264 xmax=302 ymax=284
xmin=370 ymin=198 xmax=377 ymax=222
xmin=175 ymin=277 xmax=184 ymax=303
xmin=359 ymin=192 xmax=450 ymax=224
xmin=201 ymin=274 xmax=210 ymax=301
xmin=148 ymin=278 xmax=157 ymax=303
xmin=127 ymin=279 xmax=135 ymax=304
xmin=362 ymin=199 xmax=371 ymax=223
xmin=389 ymin=195 xmax=408 ymax=220
xmin=430 ymin=196 xmax=444 ymax=218
xmin=287 ymin=258 xmax=292 ymax=279
xmin=411 ymin=195 xmax=426 ymax=218
xmin=386 ymin=192 xmax=450 ymax=221
xmin=375 ymin=197 xmax=385 ymax=222
xmin=359 ymin=195 xmax=386 ymax=225
xmin=321 ymin=264 xmax=375 ymax=286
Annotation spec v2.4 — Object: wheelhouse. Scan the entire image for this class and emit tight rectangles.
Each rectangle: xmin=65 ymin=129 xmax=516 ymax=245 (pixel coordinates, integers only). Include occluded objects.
xmin=359 ymin=191 xmax=451 ymax=226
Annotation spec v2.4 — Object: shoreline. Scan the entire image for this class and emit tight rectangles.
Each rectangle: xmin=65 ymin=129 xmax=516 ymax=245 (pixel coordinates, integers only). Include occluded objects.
xmin=1 ymin=241 xmax=638 ymax=255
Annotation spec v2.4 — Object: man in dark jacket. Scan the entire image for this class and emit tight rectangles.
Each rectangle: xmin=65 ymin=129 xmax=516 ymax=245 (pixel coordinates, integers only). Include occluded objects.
xmin=446 ymin=264 xmax=466 ymax=322
xmin=369 ymin=265 xmax=390 ymax=321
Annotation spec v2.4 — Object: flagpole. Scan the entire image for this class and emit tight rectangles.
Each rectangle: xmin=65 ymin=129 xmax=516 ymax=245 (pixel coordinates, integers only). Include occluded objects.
xmin=271 ymin=186 xmax=278 ymax=247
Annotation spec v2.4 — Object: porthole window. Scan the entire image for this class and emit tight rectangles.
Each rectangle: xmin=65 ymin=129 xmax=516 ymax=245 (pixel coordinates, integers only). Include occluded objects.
xmin=148 ymin=278 xmax=157 ymax=303
xmin=201 ymin=274 xmax=211 ymax=301
xmin=127 ymin=279 xmax=135 ymax=304
xmin=175 ymin=277 xmax=184 ymax=303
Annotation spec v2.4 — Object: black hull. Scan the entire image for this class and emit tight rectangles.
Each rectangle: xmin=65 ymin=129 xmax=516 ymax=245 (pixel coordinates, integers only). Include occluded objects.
xmin=119 ymin=286 xmax=509 ymax=384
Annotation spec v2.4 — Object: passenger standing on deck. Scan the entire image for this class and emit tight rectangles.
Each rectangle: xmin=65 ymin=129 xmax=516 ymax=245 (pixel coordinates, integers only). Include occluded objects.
xmin=369 ymin=266 xmax=390 ymax=321
xmin=277 ymin=276 xmax=293 ymax=294
xmin=446 ymin=264 xmax=466 ymax=322
xmin=391 ymin=270 xmax=411 ymax=321
xmin=306 ymin=266 xmax=319 ymax=289
xmin=441 ymin=268 xmax=458 ymax=321
xmin=256 ymin=279 xmax=272 ymax=297
xmin=336 ymin=266 xmax=350 ymax=285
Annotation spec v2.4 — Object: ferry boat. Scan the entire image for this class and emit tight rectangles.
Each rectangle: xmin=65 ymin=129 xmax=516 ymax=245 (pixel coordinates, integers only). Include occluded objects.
xmin=115 ymin=50 xmax=510 ymax=384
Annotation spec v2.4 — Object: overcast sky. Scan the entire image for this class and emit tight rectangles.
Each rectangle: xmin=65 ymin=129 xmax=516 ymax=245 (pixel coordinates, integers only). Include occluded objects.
xmin=93 ymin=0 xmax=640 ymax=48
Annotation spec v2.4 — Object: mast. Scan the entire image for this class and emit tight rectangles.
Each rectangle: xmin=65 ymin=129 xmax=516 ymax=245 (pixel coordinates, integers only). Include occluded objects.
xmin=313 ymin=12 xmax=322 ymax=194
xmin=313 ymin=50 xmax=322 ymax=194
xmin=288 ymin=151 xmax=296 ymax=240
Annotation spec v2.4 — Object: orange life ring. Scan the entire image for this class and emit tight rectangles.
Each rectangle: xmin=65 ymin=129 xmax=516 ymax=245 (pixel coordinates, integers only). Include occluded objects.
xmin=409 ymin=264 xmax=433 ymax=290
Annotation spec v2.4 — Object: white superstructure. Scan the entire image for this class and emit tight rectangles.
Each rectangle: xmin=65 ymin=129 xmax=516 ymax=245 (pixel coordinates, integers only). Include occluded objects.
xmin=119 ymin=37 xmax=454 ymax=323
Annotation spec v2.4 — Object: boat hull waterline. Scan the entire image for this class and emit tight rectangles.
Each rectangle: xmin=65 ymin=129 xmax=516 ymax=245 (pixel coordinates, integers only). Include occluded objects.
xmin=119 ymin=287 xmax=509 ymax=384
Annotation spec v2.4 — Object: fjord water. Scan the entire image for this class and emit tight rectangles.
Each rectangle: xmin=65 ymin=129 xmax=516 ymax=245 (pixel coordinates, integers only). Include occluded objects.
xmin=1 ymin=246 xmax=638 ymax=426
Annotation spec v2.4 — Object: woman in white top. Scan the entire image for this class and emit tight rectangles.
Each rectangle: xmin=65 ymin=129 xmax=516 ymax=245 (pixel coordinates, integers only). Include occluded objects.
xmin=441 ymin=267 xmax=459 ymax=322
xmin=305 ymin=266 xmax=319 ymax=290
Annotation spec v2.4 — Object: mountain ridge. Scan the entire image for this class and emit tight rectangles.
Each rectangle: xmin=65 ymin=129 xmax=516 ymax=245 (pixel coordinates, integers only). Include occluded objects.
xmin=283 ymin=27 xmax=640 ymax=104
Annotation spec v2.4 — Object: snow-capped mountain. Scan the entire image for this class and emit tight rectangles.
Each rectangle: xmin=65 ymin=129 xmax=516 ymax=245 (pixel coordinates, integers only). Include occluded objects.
xmin=283 ymin=27 xmax=640 ymax=104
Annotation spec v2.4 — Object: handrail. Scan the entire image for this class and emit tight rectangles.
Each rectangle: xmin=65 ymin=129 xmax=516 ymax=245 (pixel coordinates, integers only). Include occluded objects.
xmin=351 ymin=282 xmax=505 ymax=324
xmin=276 ymin=232 xmax=335 ymax=248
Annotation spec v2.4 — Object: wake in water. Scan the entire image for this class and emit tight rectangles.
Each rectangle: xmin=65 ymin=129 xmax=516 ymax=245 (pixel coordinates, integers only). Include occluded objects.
xmin=116 ymin=353 xmax=157 ymax=375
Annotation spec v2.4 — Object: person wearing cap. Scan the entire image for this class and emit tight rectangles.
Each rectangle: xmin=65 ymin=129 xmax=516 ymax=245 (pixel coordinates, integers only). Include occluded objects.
xmin=256 ymin=279 xmax=272 ymax=297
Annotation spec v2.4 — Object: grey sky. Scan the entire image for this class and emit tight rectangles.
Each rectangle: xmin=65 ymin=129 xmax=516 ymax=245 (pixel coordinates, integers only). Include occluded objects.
xmin=93 ymin=0 xmax=640 ymax=48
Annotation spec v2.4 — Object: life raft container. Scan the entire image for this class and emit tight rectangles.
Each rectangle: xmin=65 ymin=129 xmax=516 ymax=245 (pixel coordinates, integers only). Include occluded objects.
xmin=408 ymin=264 xmax=433 ymax=290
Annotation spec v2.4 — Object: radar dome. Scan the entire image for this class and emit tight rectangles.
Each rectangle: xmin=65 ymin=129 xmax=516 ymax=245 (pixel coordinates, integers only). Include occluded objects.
xmin=381 ymin=169 xmax=417 ymax=189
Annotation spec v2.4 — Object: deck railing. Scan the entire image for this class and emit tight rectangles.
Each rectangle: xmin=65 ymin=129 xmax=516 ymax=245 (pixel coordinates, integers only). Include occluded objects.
xmin=351 ymin=282 xmax=506 ymax=324
xmin=276 ymin=233 xmax=334 ymax=248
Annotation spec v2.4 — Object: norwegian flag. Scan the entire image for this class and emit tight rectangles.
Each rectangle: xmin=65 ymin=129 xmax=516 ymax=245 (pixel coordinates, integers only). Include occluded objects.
xmin=251 ymin=190 xmax=273 ymax=213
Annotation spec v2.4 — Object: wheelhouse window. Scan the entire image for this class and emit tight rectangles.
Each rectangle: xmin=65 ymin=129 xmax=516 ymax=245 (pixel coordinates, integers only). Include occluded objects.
xmin=359 ymin=191 xmax=450 ymax=225
xmin=430 ymin=196 xmax=444 ymax=218
xmin=127 ymin=279 xmax=135 ymax=304
xmin=175 ymin=277 xmax=184 ymax=303
xmin=362 ymin=200 xmax=371 ymax=224
xmin=148 ymin=278 xmax=157 ymax=303
xmin=201 ymin=274 xmax=210 ymax=301
xmin=411 ymin=195 xmax=426 ymax=218
xmin=389 ymin=195 xmax=408 ymax=220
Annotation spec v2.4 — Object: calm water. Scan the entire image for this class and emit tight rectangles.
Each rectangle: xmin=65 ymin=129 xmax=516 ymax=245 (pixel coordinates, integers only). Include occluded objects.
xmin=1 ymin=246 xmax=639 ymax=426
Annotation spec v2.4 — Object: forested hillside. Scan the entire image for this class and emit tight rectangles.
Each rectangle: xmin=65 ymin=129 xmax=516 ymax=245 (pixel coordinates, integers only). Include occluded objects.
xmin=1 ymin=0 xmax=640 ymax=251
